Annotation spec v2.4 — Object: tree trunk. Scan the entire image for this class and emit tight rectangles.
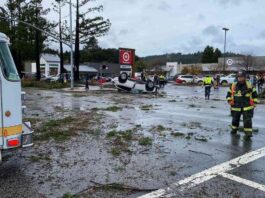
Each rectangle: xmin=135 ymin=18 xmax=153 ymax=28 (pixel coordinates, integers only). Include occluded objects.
xmin=35 ymin=30 xmax=41 ymax=80
xmin=74 ymin=0 xmax=80 ymax=81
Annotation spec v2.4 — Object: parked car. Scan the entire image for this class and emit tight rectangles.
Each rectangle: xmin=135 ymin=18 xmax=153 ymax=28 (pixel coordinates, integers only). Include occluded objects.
xmin=215 ymin=74 xmax=225 ymax=78
xmin=167 ymin=76 xmax=175 ymax=82
xmin=98 ymin=77 xmax=107 ymax=84
xmin=220 ymin=74 xmax=237 ymax=85
xmin=194 ymin=76 xmax=204 ymax=85
xmin=176 ymin=75 xmax=194 ymax=84
xmin=50 ymin=75 xmax=61 ymax=82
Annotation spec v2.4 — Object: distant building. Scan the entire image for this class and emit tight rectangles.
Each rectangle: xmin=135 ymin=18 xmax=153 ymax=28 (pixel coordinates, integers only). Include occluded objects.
xmin=218 ymin=56 xmax=265 ymax=71
xmin=40 ymin=54 xmax=60 ymax=77
xmin=24 ymin=61 xmax=36 ymax=73
xmin=84 ymin=62 xmax=121 ymax=77
xmin=64 ymin=64 xmax=98 ymax=80
xmin=23 ymin=54 xmax=60 ymax=77
xmin=165 ymin=62 xmax=180 ymax=77
xmin=180 ymin=63 xmax=219 ymax=73
xmin=64 ymin=62 xmax=121 ymax=80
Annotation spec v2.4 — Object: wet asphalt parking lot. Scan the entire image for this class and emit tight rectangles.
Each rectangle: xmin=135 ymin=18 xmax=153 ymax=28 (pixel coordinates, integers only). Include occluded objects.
xmin=0 ymin=84 xmax=264 ymax=198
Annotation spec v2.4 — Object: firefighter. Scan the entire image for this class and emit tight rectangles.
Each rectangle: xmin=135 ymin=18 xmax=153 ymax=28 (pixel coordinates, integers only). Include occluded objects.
xmin=203 ymin=75 xmax=214 ymax=100
xmin=226 ymin=70 xmax=259 ymax=139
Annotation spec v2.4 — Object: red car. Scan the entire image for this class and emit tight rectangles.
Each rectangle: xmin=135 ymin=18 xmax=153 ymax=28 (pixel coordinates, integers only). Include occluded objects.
xmin=98 ymin=78 xmax=107 ymax=85
xmin=175 ymin=75 xmax=194 ymax=84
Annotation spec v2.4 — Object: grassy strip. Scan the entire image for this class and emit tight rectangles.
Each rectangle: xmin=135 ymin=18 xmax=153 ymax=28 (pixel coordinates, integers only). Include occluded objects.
xmin=171 ymin=132 xmax=185 ymax=137
xmin=34 ymin=111 xmax=103 ymax=142
xmin=106 ymin=129 xmax=134 ymax=156
xmin=22 ymin=80 xmax=68 ymax=89
xmin=140 ymin=105 xmax=153 ymax=111
xmin=105 ymin=106 xmax=123 ymax=112
xmin=139 ymin=137 xmax=153 ymax=146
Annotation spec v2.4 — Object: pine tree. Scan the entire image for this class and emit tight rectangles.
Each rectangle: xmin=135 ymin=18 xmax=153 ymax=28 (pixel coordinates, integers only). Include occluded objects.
xmin=213 ymin=48 xmax=222 ymax=62
xmin=0 ymin=0 xmax=52 ymax=78
xmin=202 ymin=46 xmax=215 ymax=63
xmin=74 ymin=0 xmax=111 ymax=81
xmin=53 ymin=0 xmax=67 ymax=75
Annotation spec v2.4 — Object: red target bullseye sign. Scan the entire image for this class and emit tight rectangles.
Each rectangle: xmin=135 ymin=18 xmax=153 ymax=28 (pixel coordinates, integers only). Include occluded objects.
xmin=119 ymin=48 xmax=134 ymax=65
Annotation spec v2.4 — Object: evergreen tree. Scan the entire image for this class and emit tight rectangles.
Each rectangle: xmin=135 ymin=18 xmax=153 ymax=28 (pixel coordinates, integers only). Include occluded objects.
xmin=84 ymin=36 xmax=100 ymax=50
xmin=0 ymin=0 xmax=52 ymax=78
xmin=53 ymin=0 xmax=67 ymax=75
xmin=136 ymin=60 xmax=147 ymax=72
xmin=74 ymin=0 xmax=111 ymax=80
xmin=213 ymin=48 xmax=222 ymax=62
xmin=202 ymin=46 xmax=215 ymax=63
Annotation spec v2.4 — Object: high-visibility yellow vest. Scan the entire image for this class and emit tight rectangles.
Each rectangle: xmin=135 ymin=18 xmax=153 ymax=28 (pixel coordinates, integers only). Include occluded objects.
xmin=203 ymin=77 xmax=212 ymax=85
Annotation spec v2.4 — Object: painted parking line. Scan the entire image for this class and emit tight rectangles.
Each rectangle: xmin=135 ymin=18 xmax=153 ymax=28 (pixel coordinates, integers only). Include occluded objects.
xmin=139 ymin=147 xmax=265 ymax=198
xmin=219 ymin=172 xmax=265 ymax=192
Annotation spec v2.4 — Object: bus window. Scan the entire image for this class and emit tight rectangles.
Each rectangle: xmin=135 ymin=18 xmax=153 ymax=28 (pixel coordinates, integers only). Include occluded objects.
xmin=0 ymin=42 xmax=20 ymax=81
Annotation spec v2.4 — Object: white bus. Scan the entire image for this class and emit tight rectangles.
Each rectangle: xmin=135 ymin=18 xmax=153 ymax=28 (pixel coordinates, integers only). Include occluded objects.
xmin=0 ymin=32 xmax=33 ymax=162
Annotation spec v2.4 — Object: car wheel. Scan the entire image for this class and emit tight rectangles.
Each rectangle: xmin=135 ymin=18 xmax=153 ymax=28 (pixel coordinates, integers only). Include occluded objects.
xmin=182 ymin=80 xmax=186 ymax=84
xmin=221 ymin=81 xmax=228 ymax=86
xmin=118 ymin=72 xmax=128 ymax=83
xmin=146 ymin=80 xmax=155 ymax=92
xmin=198 ymin=81 xmax=203 ymax=85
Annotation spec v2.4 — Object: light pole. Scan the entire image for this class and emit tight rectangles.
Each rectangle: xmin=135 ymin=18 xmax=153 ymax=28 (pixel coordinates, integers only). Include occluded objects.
xmin=35 ymin=3 xmax=41 ymax=80
xmin=222 ymin=27 xmax=229 ymax=72
xmin=69 ymin=0 xmax=74 ymax=89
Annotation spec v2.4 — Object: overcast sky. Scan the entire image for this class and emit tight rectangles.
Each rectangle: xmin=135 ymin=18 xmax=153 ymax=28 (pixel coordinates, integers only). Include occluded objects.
xmin=85 ymin=0 xmax=265 ymax=56
xmin=5 ymin=0 xmax=265 ymax=56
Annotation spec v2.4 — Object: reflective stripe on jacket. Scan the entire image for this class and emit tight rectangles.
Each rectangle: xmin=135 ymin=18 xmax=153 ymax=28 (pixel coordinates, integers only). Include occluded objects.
xmin=226 ymin=81 xmax=258 ymax=111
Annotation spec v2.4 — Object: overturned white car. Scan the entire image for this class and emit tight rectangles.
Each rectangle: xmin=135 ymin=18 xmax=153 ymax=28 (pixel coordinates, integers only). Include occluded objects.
xmin=112 ymin=72 xmax=156 ymax=93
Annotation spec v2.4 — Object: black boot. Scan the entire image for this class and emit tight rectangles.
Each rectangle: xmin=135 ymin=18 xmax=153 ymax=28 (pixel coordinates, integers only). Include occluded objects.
xmin=245 ymin=132 xmax=253 ymax=138
xmin=231 ymin=129 xmax=237 ymax=134
xmin=244 ymin=134 xmax=252 ymax=141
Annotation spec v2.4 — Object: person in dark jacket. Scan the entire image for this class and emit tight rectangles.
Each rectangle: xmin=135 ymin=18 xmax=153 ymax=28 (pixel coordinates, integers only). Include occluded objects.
xmin=141 ymin=72 xmax=146 ymax=82
xmin=154 ymin=74 xmax=159 ymax=93
xmin=226 ymin=70 xmax=259 ymax=139
xmin=85 ymin=73 xmax=90 ymax=90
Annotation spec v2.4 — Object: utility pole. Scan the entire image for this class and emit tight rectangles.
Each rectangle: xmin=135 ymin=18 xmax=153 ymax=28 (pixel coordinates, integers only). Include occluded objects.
xmin=58 ymin=0 xmax=64 ymax=77
xmin=69 ymin=0 xmax=74 ymax=89
xmin=222 ymin=27 xmax=229 ymax=72
xmin=35 ymin=3 xmax=41 ymax=80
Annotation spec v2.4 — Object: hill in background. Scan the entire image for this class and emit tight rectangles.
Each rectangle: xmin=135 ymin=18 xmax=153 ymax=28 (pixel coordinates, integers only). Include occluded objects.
xmin=141 ymin=52 xmax=242 ymax=67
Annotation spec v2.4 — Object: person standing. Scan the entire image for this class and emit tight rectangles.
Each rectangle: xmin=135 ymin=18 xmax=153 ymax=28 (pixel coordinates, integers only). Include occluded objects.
xmin=159 ymin=74 xmax=166 ymax=88
xmin=154 ymin=74 xmax=159 ymax=94
xmin=85 ymin=73 xmax=90 ymax=90
xmin=203 ymin=75 xmax=214 ymax=100
xmin=250 ymin=74 xmax=257 ymax=88
xmin=141 ymin=72 xmax=146 ymax=81
xmin=216 ymin=75 xmax=221 ymax=89
xmin=257 ymin=73 xmax=264 ymax=94
xmin=226 ymin=70 xmax=259 ymax=139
